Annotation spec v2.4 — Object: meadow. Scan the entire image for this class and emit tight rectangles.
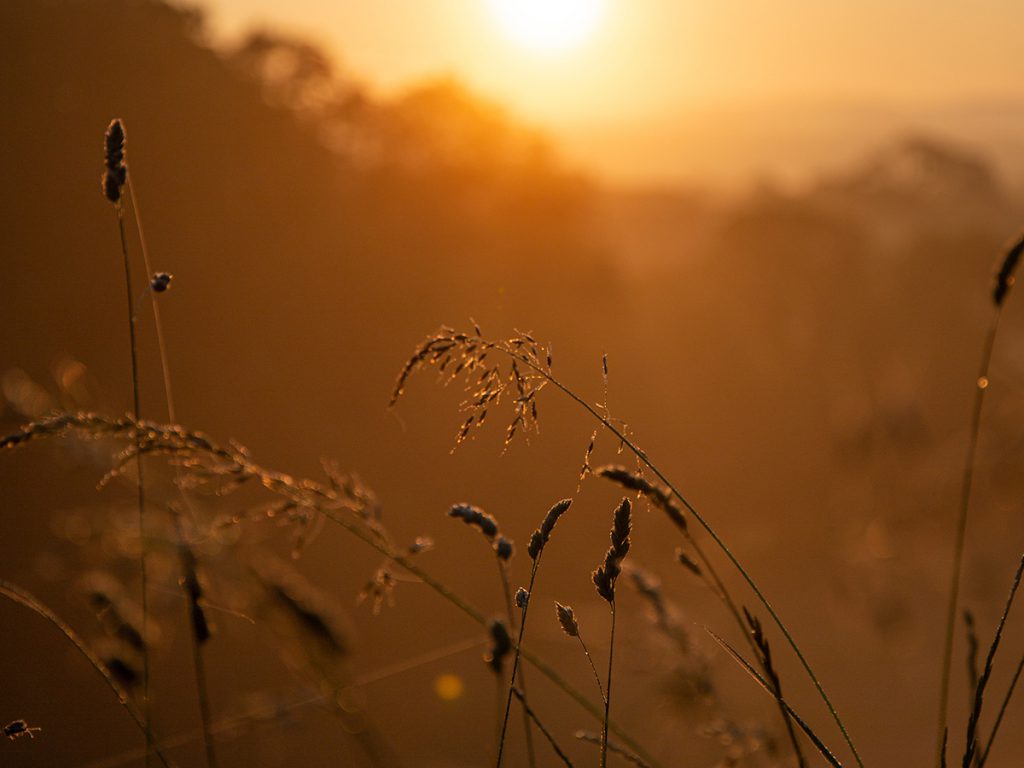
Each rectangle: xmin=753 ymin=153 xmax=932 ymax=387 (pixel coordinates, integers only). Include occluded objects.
xmin=4 ymin=2 xmax=1024 ymax=767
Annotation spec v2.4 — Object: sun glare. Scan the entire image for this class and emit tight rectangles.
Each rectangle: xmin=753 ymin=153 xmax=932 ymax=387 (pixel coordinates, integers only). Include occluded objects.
xmin=487 ymin=0 xmax=606 ymax=54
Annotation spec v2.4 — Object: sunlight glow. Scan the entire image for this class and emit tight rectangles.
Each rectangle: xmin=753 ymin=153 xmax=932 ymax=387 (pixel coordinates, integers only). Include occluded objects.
xmin=433 ymin=673 xmax=465 ymax=701
xmin=486 ymin=0 xmax=606 ymax=53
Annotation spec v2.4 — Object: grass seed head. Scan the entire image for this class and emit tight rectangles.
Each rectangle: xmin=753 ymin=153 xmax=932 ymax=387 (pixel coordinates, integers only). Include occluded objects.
xmin=995 ymin=234 xmax=1024 ymax=306
xmin=102 ymin=118 xmax=127 ymax=203
xmin=593 ymin=498 xmax=632 ymax=603
xmin=448 ymin=503 xmax=499 ymax=540
xmin=494 ymin=535 xmax=514 ymax=561
xmin=527 ymin=497 xmax=572 ymax=560
xmin=484 ymin=617 xmax=512 ymax=674
xmin=555 ymin=602 xmax=579 ymax=637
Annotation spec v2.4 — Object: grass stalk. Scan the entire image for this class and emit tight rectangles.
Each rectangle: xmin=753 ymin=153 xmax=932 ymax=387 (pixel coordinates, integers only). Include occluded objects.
xmin=512 ymin=687 xmax=574 ymax=767
xmin=127 ymin=175 xmax=217 ymax=768
xmin=496 ymin=561 xmax=540 ymax=768
xmin=601 ymin=599 xmax=616 ymax=768
xmin=977 ymin=650 xmax=1024 ymax=766
xmin=497 ymin=560 xmax=537 ymax=768
xmin=937 ymin=233 xmax=1022 ymax=767
xmin=935 ymin=311 xmax=1003 ymax=767
xmin=576 ymin=633 xmax=605 ymax=701
xmin=114 ymin=198 xmax=153 ymax=766
xmin=707 ymin=628 xmax=842 ymax=768
xmin=961 ymin=555 xmax=1024 ymax=768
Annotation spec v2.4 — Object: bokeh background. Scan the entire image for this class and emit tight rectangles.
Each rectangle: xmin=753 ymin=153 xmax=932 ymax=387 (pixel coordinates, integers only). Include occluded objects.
xmin=4 ymin=1 xmax=1024 ymax=766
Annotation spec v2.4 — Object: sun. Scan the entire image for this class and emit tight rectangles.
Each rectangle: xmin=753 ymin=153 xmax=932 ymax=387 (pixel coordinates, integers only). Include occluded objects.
xmin=486 ymin=0 xmax=607 ymax=54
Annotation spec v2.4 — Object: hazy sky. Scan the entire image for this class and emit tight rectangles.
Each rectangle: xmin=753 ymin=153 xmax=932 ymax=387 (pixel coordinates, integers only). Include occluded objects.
xmin=199 ymin=0 xmax=1024 ymax=185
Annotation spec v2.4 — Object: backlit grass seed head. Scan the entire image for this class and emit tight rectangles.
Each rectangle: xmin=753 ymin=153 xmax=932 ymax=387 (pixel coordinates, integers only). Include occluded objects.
xmin=358 ymin=567 xmax=397 ymax=615
xmin=179 ymin=543 xmax=212 ymax=644
xmin=676 ymin=548 xmax=702 ymax=577
xmin=494 ymin=535 xmax=514 ymax=561
xmin=555 ymin=602 xmax=579 ymax=637
xmin=596 ymin=465 xmax=686 ymax=531
xmin=84 ymin=574 xmax=148 ymax=652
xmin=102 ymin=652 xmax=141 ymax=692
xmin=258 ymin=566 xmax=351 ymax=658
xmin=102 ymin=118 xmax=127 ymax=203
xmin=593 ymin=498 xmax=632 ymax=603
xmin=448 ymin=503 xmax=499 ymax=539
xmin=484 ymin=617 xmax=512 ymax=674
xmin=995 ymin=234 xmax=1024 ymax=306
xmin=527 ymin=498 xmax=573 ymax=560
xmin=391 ymin=327 xmax=551 ymax=446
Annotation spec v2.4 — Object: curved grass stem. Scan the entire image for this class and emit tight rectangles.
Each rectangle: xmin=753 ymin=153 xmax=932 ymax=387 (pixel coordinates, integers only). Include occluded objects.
xmin=934 ymin=310 xmax=1002 ymax=768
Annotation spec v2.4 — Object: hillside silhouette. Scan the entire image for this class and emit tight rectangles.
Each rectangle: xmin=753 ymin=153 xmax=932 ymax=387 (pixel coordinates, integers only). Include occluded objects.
xmin=3 ymin=1 xmax=1024 ymax=766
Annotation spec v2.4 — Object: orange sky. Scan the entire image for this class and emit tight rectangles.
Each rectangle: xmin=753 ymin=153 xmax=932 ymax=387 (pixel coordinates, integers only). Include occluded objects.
xmin=201 ymin=0 xmax=1024 ymax=186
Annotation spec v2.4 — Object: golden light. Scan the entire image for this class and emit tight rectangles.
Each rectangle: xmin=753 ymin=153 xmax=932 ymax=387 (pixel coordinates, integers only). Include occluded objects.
xmin=486 ymin=0 xmax=607 ymax=53
xmin=433 ymin=673 xmax=465 ymax=701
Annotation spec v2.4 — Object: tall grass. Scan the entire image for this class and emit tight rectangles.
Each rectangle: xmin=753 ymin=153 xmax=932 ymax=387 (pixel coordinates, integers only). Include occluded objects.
xmin=3 ymin=121 xmax=1024 ymax=768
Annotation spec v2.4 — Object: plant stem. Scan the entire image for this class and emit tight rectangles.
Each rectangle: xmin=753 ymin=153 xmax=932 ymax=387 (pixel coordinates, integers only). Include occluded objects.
xmin=497 ymin=560 xmax=537 ymax=768
xmin=128 ymin=178 xmax=217 ymax=768
xmin=497 ymin=560 xmax=539 ymax=768
xmin=512 ymin=687 xmax=574 ymax=767
xmin=601 ymin=599 xmax=617 ymax=768
xmin=576 ymin=633 xmax=605 ymax=701
xmin=686 ymin=533 xmax=807 ymax=765
xmin=978 ymin=652 xmax=1024 ymax=767
xmin=115 ymin=203 xmax=152 ymax=766
xmin=935 ymin=310 xmax=1002 ymax=768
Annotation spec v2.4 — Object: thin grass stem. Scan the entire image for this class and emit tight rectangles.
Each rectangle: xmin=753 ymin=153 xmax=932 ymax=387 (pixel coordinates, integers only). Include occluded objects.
xmin=978 ymin=653 xmax=1024 ymax=766
xmin=497 ymin=561 xmax=539 ymax=767
xmin=497 ymin=560 xmax=537 ymax=768
xmin=127 ymin=176 xmax=217 ymax=768
xmin=706 ymin=628 xmax=843 ymax=768
xmin=962 ymin=555 xmax=1024 ymax=768
xmin=512 ymin=688 xmax=574 ymax=767
xmin=601 ymin=599 xmax=617 ymax=768
xmin=935 ymin=311 xmax=1003 ymax=767
xmin=576 ymin=633 xmax=605 ymax=701
xmin=114 ymin=201 xmax=153 ymax=767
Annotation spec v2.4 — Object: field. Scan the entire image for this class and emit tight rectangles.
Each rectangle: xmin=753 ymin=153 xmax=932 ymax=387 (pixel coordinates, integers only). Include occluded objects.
xmin=4 ymin=2 xmax=1024 ymax=766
